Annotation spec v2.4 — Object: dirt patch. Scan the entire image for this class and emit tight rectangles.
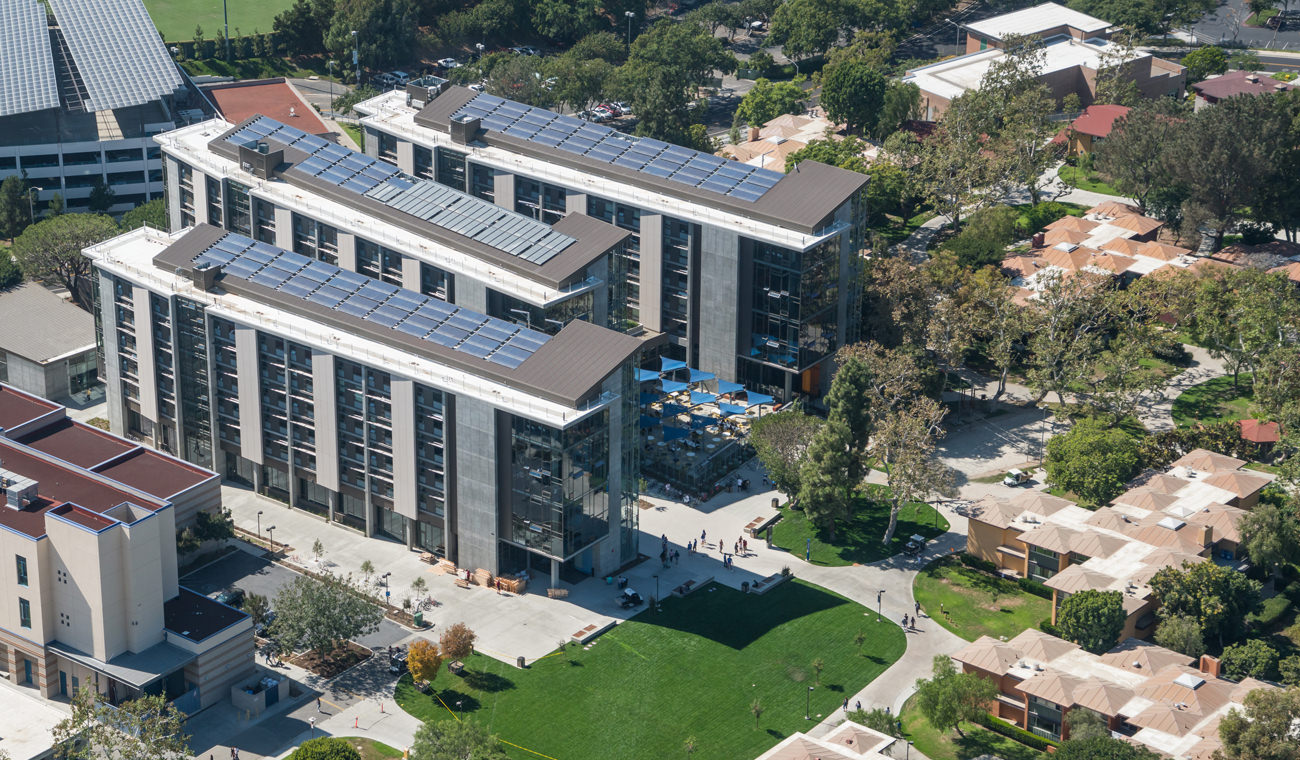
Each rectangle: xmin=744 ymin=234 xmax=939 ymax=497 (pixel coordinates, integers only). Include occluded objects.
xmin=289 ymin=640 xmax=372 ymax=678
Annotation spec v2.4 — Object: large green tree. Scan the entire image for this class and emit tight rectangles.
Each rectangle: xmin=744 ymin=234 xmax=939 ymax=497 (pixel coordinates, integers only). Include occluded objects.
xmin=749 ymin=405 xmax=824 ymax=497
xmin=1217 ymin=686 xmax=1300 ymax=760
xmin=613 ymin=20 xmax=733 ymax=145
xmin=119 ymin=199 xmax=167 ymax=231
xmin=1185 ymin=267 xmax=1300 ymax=388
xmin=734 ymin=77 xmax=805 ymax=127
xmin=1239 ymin=503 xmax=1300 ymax=581
xmin=0 ymin=175 xmax=28 ymax=241
xmin=1067 ymin=0 xmax=1161 ymax=34
xmin=12 ymin=213 xmax=119 ymax=309
xmin=914 ymin=655 xmax=998 ymax=738
xmin=871 ymin=396 xmax=956 ymax=544
xmin=409 ymin=720 xmax=509 ymax=760
xmin=797 ymin=357 xmax=874 ymax=538
xmin=325 ymin=0 xmax=418 ymax=70
xmin=272 ymin=0 xmax=334 ymax=56
xmin=820 ymin=58 xmax=886 ymax=134
xmin=768 ymin=0 xmax=846 ymax=64
xmin=1220 ymin=639 xmax=1280 ymax=681
xmin=1056 ymin=736 xmax=1160 ymax=760
xmin=1153 ymin=613 xmax=1205 ymax=659
xmin=290 ymin=737 xmax=362 ymax=760
xmin=270 ymin=572 xmax=382 ymax=659
xmin=1094 ymin=97 xmax=1189 ymax=214
xmin=1056 ymin=590 xmax=1126 ymax=655
xmin=53 ymin=690 xmax=189 ymax=760
xmin=1149 ymin=561 xmax=1261 ymax=648
xmin=1182 ymin=46 xmax=1228 ymax=83
xmin=1044 ymin=417 xmax=1141 ymax=506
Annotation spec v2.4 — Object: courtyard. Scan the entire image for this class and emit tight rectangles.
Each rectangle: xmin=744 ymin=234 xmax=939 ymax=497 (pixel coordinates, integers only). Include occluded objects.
xmin=912 ymin=556 xmax=1053 ymax=642
xmin=394 ymin=579 xmax=905 ymax=760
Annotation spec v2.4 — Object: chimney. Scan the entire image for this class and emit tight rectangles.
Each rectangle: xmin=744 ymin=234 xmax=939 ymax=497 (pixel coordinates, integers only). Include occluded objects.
xmin=450 ymin=115 xmax=481 ymax=145
xmin=1246 ymin=74 xmax=1259 ymax=83
xmin=748 ymin=126 xmax=760 ymax=142
xmin=1276 ymin=83 xmax=1288 ymax=92
xmin=190 ymin=261 xmax=220 ymax=292
xmin=1199 ymin=654 xmax=1221 ymax=678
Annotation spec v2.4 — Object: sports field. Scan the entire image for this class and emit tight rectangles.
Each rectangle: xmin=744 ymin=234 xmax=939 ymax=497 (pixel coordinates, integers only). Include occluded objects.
xmin=144 ymin=0 xmax=296 ymax=43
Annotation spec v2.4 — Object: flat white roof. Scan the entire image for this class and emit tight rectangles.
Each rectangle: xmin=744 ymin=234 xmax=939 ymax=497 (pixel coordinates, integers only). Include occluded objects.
xmin=0 ymin=681 xmax=68 ymax=760
xmin=905 ymin=35 xmax=1139 ymax=101
xmin=966 ymin=2 xmax=1111 ymax=40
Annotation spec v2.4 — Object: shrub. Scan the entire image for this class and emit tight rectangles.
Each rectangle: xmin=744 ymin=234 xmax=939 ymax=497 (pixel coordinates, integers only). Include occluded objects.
xmin=975 ymin=713 xmax=1060 ymax=751
xmin=1040 ymin=618 xmax=1061 ymax=637
xmin=0 ymin=255 xmax=21 ymax=289
xmin=1046 ymin=417 xmax=1142 ymax=505
xmin=1246 ymin=595 xmax=1293 ymax=631
xmin=1017 ymin=577 xmax=1053 ymax=600
xmin=1015 ymin=201 xmax=1075 ymax=236
xmin=290 ymin=737 xmax=361 ymax=760
xmin=945 ymin=205 xmax=1020 ymax=269
xmin=1280 ymin=654 xmax=1300 ymax=686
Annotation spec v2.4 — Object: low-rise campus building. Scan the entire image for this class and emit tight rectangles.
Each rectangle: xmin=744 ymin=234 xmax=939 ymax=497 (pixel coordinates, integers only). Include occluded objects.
xmin=754 ymin=720 xmax=897 ymax=760
xmin=0 ymin=383 xmax=250 ymax=717
xmin=1192 ymin=70 xmax=1298 ymax=110
xmin=966 ymin=450 xmax=1273 ymax=640
xmin=0 ymin=283 xmax=98 ymax=401
xmin=953 ymin=631 xmax=1275 ymax=756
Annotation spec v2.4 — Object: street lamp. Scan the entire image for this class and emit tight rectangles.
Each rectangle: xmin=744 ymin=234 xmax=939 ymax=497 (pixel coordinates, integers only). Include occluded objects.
xmin=27 ymin=186 xmax=42 ymax=223
xmin=625 ymin=11 xmax=636 ymax=45
xmin=267 ymin=525 xmax=276 ymax=553
xmin=475 ymin=42 xmax=485 ymax=60
xmin=906 ymin=740 xmax=913 ymax=759
xmin=653 ymin=574 xmax=660 ymax=611
xmin=351 ymin=30 xmax=359 ymax=86
xmin=257 ymin=510 xmax=263 ymax=541
xmin=877 ymin=589 xmax=885 ymax=622
xmin=223 ymin=0 xmax=231 ymax=61
xmin=944 ymin=18 xmax=962 ymax=51
xmin=382 ymin=572 xmax=392 ymax=588
xmin=327 ymin=61 xmax=336 ymax=115
xmin=805 ymin=686 xmax=813 ymax=720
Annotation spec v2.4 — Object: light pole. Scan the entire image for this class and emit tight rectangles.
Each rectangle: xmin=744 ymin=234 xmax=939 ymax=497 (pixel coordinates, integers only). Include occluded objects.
xmin=877 ymin=589 xmax=884 ymax=622
xmin=223 ymin=0 xmax=231 ymax=61
xmin=625 ymin=11 xmax=635 ymax=45
xmin=27 ymin=186 xmax=42 ymax=223
xmin=475 ymin=42 xmax=485 ymax=61
xmin=653 ymin=574 xmax=660 ymax=611
xmin=267 ymin=525 xmax=276 ymax=554
xmin=351 ymin=30 xmax=359 ymax=86
xmin=257 ymin=510 xmax=263 ymax=541
xmin=805 ymin=686 xmax=813 ymax=720
xmin=327 ymin=61 xmax=336 ymax=115
xmin=906 ymin=741 xmax=913 ymax=759
xmin=944 ymin=18 xmax=962 ymax=52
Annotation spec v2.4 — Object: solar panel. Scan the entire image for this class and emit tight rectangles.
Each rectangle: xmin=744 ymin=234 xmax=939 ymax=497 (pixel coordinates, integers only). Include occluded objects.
xmin=0 ymin=0 xmax=60 ymax=117
xmin=191 ymin=231 xmax=552 ymax=368
xmin=46 ymin=0 xmax=183 ymax=113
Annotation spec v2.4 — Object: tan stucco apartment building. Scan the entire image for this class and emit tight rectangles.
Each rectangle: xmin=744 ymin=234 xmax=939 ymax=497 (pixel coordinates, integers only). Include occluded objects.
xmin=0 ymin=383 xmax=252 ymax=715
xmin=966 ymin=450 xmax=1272 ymax=641
xmin=904 ymin=3 xmax=1185 ymax=120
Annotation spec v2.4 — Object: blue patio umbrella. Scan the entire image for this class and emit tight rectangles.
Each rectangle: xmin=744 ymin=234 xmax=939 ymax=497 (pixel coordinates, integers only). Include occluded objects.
xmin=744 ymin=392 xmax=774 ymax=407
xmin=688 ymin=368 xmax=716 ymax=383
xmin=640 ymin=415 xmax=661 ymax=428
xmin=636 ymin=368 xmax=661 ymax=382
xmin=659 ymin=357 xmax=687 ymax=372
xmin=717 ymin=380 xmax=744 ymax=395
xmin=639 ymin=391 xmax=661 ymax=406
xmin=720 ymin=403 xmax=749 ymax=416
xmin=662 ymin=426 xmax=691 ymax=441
xmin=690 ymin=414 xmax=713 ymax=429
xmin=661 ymin=379 xmax=689 ymax=394
xmin=689 ymin=390 xmax=718 ymax=405
xmin=662 ymin=403 xmax=690 ymax=417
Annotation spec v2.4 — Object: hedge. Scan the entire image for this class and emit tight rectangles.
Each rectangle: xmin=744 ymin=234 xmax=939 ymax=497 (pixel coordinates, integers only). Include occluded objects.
xmin=1248 ymin=591 xmax=1294 ymax=630
xmin=1040 ymin=618 xmax=1061 ymax=637
xmin=975 ymin=713 xmax=1061 ymax=751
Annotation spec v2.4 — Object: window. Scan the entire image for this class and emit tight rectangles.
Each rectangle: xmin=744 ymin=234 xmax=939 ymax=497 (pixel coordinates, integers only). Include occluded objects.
xmin=16 ymin=556 xmax=28 ymax=586
xmin=19 ymin=598 xmax=31 ymax=628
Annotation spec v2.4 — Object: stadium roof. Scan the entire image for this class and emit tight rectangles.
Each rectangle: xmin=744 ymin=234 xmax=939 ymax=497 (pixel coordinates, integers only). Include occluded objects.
xmin=0 ymin=0 xmax=60 ymax=117
xmin=46 ymin=0 xmax=182 ymax=112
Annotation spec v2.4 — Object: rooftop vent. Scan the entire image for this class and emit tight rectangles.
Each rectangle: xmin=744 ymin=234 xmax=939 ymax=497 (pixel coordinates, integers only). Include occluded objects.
xmin=1158 ymin=516 xmax=1186 ymax=531
xmin=1133 ymin=661 xmax=1142 ymax=669
xmin=1174 ymin=673 xmax=1205 ymax=690
xmin=1246 ymin=74 xmax=1259 ymax=83
xmin=1054 ymin=242 xmax=1080 ymax=252
xmin=0 ymin=467 xmax=39 ymax=510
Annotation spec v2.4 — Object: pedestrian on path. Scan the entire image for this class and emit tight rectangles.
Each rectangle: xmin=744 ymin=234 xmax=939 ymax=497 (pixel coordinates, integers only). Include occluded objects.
xmin=915 ymin=601 xmax=920 ymax=616
xmin=855 ymin=700 xmax=862 ymax=711
xmin=843 ymin=698 xmax=849 ymax=712
xmin=701 ymin=529 xmax=706 ymax=544
xmin=317 ymin=697 xmax=321 ymax=711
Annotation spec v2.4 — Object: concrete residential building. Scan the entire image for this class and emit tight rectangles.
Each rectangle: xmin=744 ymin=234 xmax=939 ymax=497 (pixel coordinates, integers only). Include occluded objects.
xmin=0 ymin=383 xmax=249 ymax=717
xmin=953 ymin=631 xmax=1276 ymax=757
xmin=905 ymin=2 xmax=1184 ymax=120
xmin=85 ymin=224 xmax=643 ymax=582
xmin=353 ymin=82 xmax=869 ymax=399
xmin=0 ymin=283 xmax=98 ymax=401
xmin=966 ymin=450 xmax=1272 ymax=640
xmin=0 ymin=0 xmax=201 ymax=215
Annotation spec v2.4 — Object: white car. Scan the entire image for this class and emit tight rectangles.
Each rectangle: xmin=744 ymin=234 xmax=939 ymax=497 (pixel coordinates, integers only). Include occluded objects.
xmin=511 ymin=46 xmax=540 ymax=56
xmin=611 ymin=101 xmax=633 ymax=115
xmin=1003 ymin=469 xmax=1032 ymax=487
xmin=388 ymin=71 xmax=411 ymax=85
xmin=437 ymin=58 xmax=460 ymax=69
xmin=468 ymin=82 xmax=486 ymax=93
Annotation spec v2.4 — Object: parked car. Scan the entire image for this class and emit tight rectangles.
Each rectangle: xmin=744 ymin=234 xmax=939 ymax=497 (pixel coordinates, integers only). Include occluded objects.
xmin=1003 ymin=468 xmax=1032 ymax=487
xmin=594 ymin=104 xmax=618 ymax=119
xmin=255 ymin=610 xmax=276 ymax=638
xmin=389 ymin=71 xmax=411 ymax=85
xmin=510 ymin=46 xmax=541 ymax=56
xmin=469 ymin=81 xmax=487 ymax=93
xmin=215 ymin=587 xmax=245 ymax=607
xmin=375 ymin=72 xmax=398 ymax=86
xmin=904 ymin=534 xmax=927 ymax=555
xmin=579 ymin=109 xmax=609 ymax=122
xmin=437 ymin=57 xmax=461 ymax=69
xmin=611 ymin=101 xmax=633 ymax=116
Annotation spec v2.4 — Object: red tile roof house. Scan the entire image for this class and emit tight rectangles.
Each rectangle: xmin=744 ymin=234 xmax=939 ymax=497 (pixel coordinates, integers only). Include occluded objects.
xmin=1051 ymin=104 xmax=1131 ymax=156
xmin=1192 ymin=71 xmax=1298 ymax=110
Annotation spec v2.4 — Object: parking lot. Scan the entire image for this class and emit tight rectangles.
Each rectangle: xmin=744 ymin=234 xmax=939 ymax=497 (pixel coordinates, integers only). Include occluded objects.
xmin=180 ymin=547 xmax=411 ymax=651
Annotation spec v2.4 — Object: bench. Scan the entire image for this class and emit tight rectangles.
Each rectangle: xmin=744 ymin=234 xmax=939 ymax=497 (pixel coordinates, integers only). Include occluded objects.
xmin=546 ymin=587 xmax=569 ymax=599
xmin=748 ymin=571 xmax=793 ymax=595
xmin=745 ymin=513 xmax=783 ymax=538
xmin=454 ymin=578 xmax=471 ymax=589
xmin=672 ymin=576 xmax=713 ymax=597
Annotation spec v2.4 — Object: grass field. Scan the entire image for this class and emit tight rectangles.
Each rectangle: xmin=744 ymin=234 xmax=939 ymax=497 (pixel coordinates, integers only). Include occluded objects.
xmin=1171 ymin=375 xmax=1256 ymax=428
xmin=1057 ymin=165 xmax=1122 ymax=196
xmin=394 ymin=580 xmax=905 ymax=760
xmin=145 ymin=0 xmax=296 ymax=43
xmin=900 ymin=696 xmax=1045 ymax=760
xmin=913 ymin=556 xmax=1052 ymax=642
xmin=770 ymin=491 xmax=950 ymax=567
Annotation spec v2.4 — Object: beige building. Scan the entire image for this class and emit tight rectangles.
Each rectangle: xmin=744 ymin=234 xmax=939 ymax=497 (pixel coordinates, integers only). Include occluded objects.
xmin=753 ymin=719 xmax=897 ymax=760
xmin=905 ymin=3 xmax=1184 ymax=120
xmin=0 ymin=383 xmax=251 ymax=717
xmin=953 ymin=630 xmax=1276 ymax=757
xmin=719 ymin=114 xmax=873 ymax=173
xmin=966 ymin=450 xmax=1272 ymax=641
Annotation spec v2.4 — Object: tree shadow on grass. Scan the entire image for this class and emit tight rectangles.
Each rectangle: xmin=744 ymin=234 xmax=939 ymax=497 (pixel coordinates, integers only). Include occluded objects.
xmin=952 ymin=728 xmax=1043 ymax=760
xmin=462 ymin=671 xmax=515 ymax=693
xmin=766 ymin=729 xmax=786 ymax=740
xmin=631 ymin=579 xmax=847 ymax=650
xmin=435 ymin=689 xmax=481 ymax=713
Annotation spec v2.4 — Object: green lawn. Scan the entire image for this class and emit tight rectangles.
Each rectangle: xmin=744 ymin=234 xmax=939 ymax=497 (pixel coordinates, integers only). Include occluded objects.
xmin=878 ymin=209 xmax=939 ymax=246
xmin=1057 ymin=165 xmax=1122 ymax=196
xmin=901 ymin=696 xmax=1045 ymax=760
xmin=395 ymin=580 xmax=905 ymax=760
xmin=770 ymin=490 xmax=950 ymax=567
xmin=913 ymin=557 xmax=1052 ymax=642
xmin=1171 ymin=375 xmax=1256 ymax=428
xmin=145 ymin=0 xmax=296 ymax=42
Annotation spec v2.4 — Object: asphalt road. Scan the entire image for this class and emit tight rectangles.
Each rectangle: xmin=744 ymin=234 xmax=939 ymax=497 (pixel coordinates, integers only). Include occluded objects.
xmin=181 ymin=549 xmax=410 ymax=651
xmin=1193 ymin=0 xmax=1300 ymax=47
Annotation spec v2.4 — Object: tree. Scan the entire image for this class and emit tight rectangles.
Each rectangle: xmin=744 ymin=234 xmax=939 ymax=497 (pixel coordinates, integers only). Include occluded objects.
xmin=1154 ymin=613 xmax=1206 ymax=659
xmin=914 ymin=655 xmax=997 ymax=738
xmin=53 ymin=689 xmax=189 ymax=760
xmin=1182 ymin=46 xmax=1228 ymax=83
xmin=1056 ymin=736 xmax=1160 ymax=760
xmin=750 ymin=697 xmax=764 ymax=728
xmin=820 ymin=58 xmax=886 ymax=134
xmin=1280 ymin=655 xmax=1300 ymax=686
xmin=749 ymin=405 xmax=824 ymax=496
xmin=961 ymin=267 xmax=1025 ymax=400
xmin=47 ymin=192 xmax=64 ymax=217
xmin=1149 ymin=561 xmax=1261 ymax=648
xmin=270 ymin=572 xmax=382 ymax=659
xmin=1094 ymin=97 xmax=1188 ymax=214
xmin=846 ymin=707 xmax=901 ymax=736
xmin=0 ymin=175 xmax=27 ymax=241
xmin=1044 ymin=417 xmax=1141 ymax=505
xmin=410 ymin=720 xmax=509 ymax=760
xmin=439 ymin=622 xmax=477 ymax=661
xmin=798 ymin=358 xmax=874 ymax=537
xmin=360 ymin=559 xmax=375 ymax=583
xmin=1068 ymin=0 xmax=1161 ymax=35
xmin=411 ymin=576 xmax=428 ymax=602
xmin=1217 ymin=686 xmax=1300 ymax=760
xmin=1220 ymin=639 xmax=1280 ymax=681
xmin=242 ymin=592 xmax=270 ymax=627
xmin=325 ymin=0 xmax=418 ymax=70
xmin=1185 ymin=268 xmax=1300 ymax=387
xmin=291 ymin=737 xmax=362 ymax=760
xmin=872 ymin=396 xmax=957 ymax=544
xmin=407 ymin=639 xmax=443 ymax=685
xmin=12 ymin=213 xmax=119 ymax=309
xmin=1239 ymin=503 xmax=1300 ymax=581
xmin=734 ymin=78 xmax=805 ymax=127
xmin=889 ymin=101 xmax=1002 ymax=229
xmin=549 ymin=54 xmax=615 ymax=115
xmin=811 ymin=657 xmax=825 ymax=685
xmin=1064 ymin=709 xmax=1112 ymax=742
xmin=87 ymin=180 xmax=115 ymax=214
xmin=768 ymin=0 xmax=845 ymax=64
xmin=0 ymin=253 xmax=20 ymax=290
xmin=875 ymin=80 xmax=921 ymax=139
xmin=312 ymin=538 xmax=325 ymax=562
xmin=1056 ymin=590 xmax=1126 ymax=654
xmin=684 ymin=736 xmax=698 ymax=757
xmin=119 ymin=199 xmax=166 ymax=231
xmin=614 ymin=20 xmax=734 ymax=145
xmin=531 ymin=0 xmax=602 ymax=44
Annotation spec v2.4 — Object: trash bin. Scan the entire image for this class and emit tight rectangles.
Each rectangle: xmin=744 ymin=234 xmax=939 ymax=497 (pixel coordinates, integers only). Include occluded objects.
xmin=517 ymin=655 xmax=526 ymax=669
xmin=771 ymin=497 xmax=779 ymax=510
xmin=413 ymin=610 xmax=424 ymax=627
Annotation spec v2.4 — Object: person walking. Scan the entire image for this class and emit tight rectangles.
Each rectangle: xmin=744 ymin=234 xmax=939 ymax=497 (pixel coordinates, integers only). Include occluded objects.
xmin=701 ymin=529 xmax=707 ymax=544
xmin=843 ymin=698 xmax=850 ymax=712
xmin=915 ymin=601 xmax=920 ymax=616
xmin=855 ymin=700 xmax=862 ymax=711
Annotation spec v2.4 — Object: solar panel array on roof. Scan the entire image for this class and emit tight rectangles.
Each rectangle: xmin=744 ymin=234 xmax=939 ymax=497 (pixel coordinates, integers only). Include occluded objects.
xmin=0 ymin=0 xmax=60 ymax=117
xmin=225 ymin=116 xmax=405 ymax=195
xmin=366 ymin=179 xmax=574 ymax=265
xmin=46 ymin=0 xmax=182 ymax=113
xmin=193 ymin=232 xmax=551 ymax=369
xmin=452 ymin=94 xmax=785 ymax=201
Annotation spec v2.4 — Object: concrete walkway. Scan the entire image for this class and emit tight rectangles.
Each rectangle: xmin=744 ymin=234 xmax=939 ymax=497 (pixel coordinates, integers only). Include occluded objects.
xmin=1130 ymin=344 xmax=1230 ymax=432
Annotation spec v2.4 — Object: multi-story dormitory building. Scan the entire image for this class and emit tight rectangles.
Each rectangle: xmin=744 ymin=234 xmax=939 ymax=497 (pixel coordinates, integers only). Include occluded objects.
xmin=351 ymin=83 xmax=870 ymax=399
xmin=86 ymin=221 xmax=644 ymax=582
